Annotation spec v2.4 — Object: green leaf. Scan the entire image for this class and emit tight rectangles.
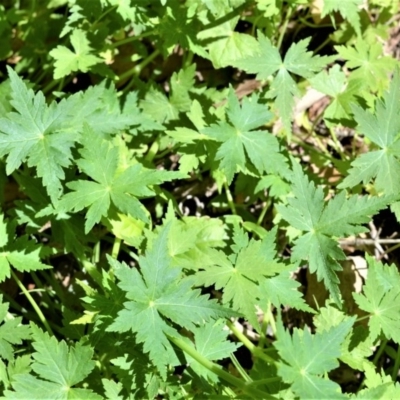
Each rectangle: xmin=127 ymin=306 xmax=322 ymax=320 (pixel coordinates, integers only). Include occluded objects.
xmin=65 ymin=84 xmax=160 ymax=137
xmin=352 ymin=362 xmax=400 ymax=398
xmin=4 ymin=324 xmax=100 ymax=399
xmin=197 ymin=17 xmax=258 ymax=68
xmin=353 ymin=255 xmax=400 ymax=343
xmin=195 ymin=226 xmax=287 ymax=329
xmin=0 ymin=68 xmax=76 ymax=202
xmin=321 ymin=0 xmax=363 ymax=36
xmin=339 ymin=68 xmax=400 ymax=195
xmin=277 ymin=160 xmax=392 ymax=304
xmin=50 ymin=29 xmax=102 ymax=79
xmin=102 ymin=378 xmax=123 ymax=400
xmin=168 ymin=216 xmax=227 ymax=270
xmin=203 ymin=88 xmax=288 ymax=183
xmin=335 ymin=39 xmax=397 ymax=94
xmin=275 ymin=318 xmax=354 ymax=399
xmin=58 ymin=125 xmax=180 ymax=233
xmin=314 ymin=304 xmax=373 ymax=370
xmin=140 ymin=87 xmax=179 ymax=124
xmin=0 ymin=216 xmax=50 ymax=283
xmin=235 ymin=34 xmax=332 ymax=132
xmin=309 ymin=65 xmax=362 ymax=121
xmin=259 ymin=271 xmax=314 ymax=312
xmin=186 ymin=320 xmax=240 ymax=382
xmin=170 ymin=65 xmax=196 ymax=112
xmin=0 ymin=295 xmax=30 ymax=361
xmin=107 ymin=223 xmax=234 ymax=373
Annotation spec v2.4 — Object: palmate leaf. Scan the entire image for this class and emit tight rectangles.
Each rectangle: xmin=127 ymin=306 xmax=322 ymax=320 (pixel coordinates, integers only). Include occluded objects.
xmin=107 ymin=224 xmax=235 ymax=374
xmin=0 ymin=69 xmax=154 ymax=204
xmin=168 ymin=216 xmax=227 ymax=270
xmin=335 ymin=39 xmax=396 ymax=94
xmin=186 ymin=320 xmax=240 ymax=383
xmin=197 ymin=17 xmax=258 ymax=68
xmin=275 ymin=317 xmax=354 ymax=399
xmin=0 ymin=215 xmax=50 ymax=283
xmin=314 ymin=304 xmax=373 ymax=371
xmin=339 ymin=68 xmax=400 ymax=195
xmin=309 ymin=65 xmax=361 ymax=121
xmin=353 ymin=255 xmax=400 ymax=343
xmin=49 ymin=29 xmax=102 ymax=79
xmin=64 ymin=84 xmax=161 ymax=137
xmin=0 ymin=295 xmax=31 ymax=361
xmin=277 ymin=161 xmax=392 ymax=304
xmin=0 ymin=67 xmax=76 ymax=202
xmin=194 ymin=226 xmax=288 ymax=329
xmin=58 ymin=125 xmax=181 ymax=233
xmin=4 ymin=324 xmax=100 ymax=399
xmin=259 ymin=271 xmax=314 ymax=313
xmin=321 ymin=0 xmax=363 ymax=35
xmin=235 ymin=33 xmax=331 ymax=133
xmin=203 ymin=88 xmax=289 ymax=183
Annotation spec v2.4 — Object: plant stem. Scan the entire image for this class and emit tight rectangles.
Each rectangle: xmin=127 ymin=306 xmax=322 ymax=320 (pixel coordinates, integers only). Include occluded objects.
xmin=110 ymin=30 xmax=157 ymax=48
xmin=391 ymin=345 xmax=400 ymax=380
xmin=93 ymin=241 xmax=101 ymax=264
xmin=111 ymin=237 xmax=121 ymax=259
xmin=167 ymin=334 xmax=275 ymax=399
xmin=257 ymin=201 xmax=269 ymax=226
xmin=224 ymin=180 xmax=237 ymax=215
xmin=119 ymin=49 xmax=160 ymax=82
xmin=230 ymin=352 xmax=252 ymax=382
xmin=372 ymin=338 xmax=388 ymax=366
xmin=92 ymin=5 xmax=117 ymax=28
xmin=226 ymin=320 xmax=276 ymax=365
xmin=144 ymin=138 xmax=159 ymax=163
xmin=276 ymin=5 xmax=293 ymax=50
xmin=11 ymin=270 xmax=54 ymax=336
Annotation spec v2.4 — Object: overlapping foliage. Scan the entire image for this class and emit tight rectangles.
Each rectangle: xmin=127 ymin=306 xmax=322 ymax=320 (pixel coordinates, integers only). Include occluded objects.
xmin=1 ymin=0 xmax=400 ymax=398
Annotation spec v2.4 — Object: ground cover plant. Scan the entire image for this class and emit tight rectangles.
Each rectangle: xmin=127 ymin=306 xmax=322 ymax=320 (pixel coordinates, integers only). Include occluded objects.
xmin=1 ymin=0 xmax=400 ymax=398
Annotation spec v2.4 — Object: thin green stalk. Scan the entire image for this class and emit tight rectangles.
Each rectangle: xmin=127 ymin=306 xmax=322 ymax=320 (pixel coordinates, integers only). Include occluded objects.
xmin=31 ymin=272 xmax=59 ymax=314
xmin=265 ymin=303 xmax=276 ymax=337
xmin=92 ymin=241 xmax=101 ymax=264
xmin=44 ymin=270 xmax=67 ymax=305
xmin=258 ymin=303 xmax=275 ymax=349
xmin=291 ymin=136 xmax=333 ymax=161
xmin=313 ymin=36 xmax=332 ymax=54
xmin=276 ymin=6 xmax=293 ymax=50
xmin=298 ymin=17 xmax=333 ymax=29
xmin=111 ymin=237 xmax=121 ymax=259
xmin=42 ymin=79 xmax=60 ymax=95
xmin=11 ymin=270 xmax=54 ymax=336
xmin=224 ymin=180 xmax=237 ymax=215
xmin=328 ymin=127 xmax=345 ymax=160
xmin=391 ymin=345 xmax=400 ymax=380
xmin=183 ymin=50 xmax=194 ymax=68
xmin=92 ymin=5 xmax=117 ymax=28
xmin=257 ymin=202 xmax=270 ymax=226
xmin=230 ymin=353 xmax=252 ymax=382
xmin=373 ymin=338 xmax=388 ymax=366
xmin=168 ymin=334 xmax=275 ymax=399
xmin=154 ymin=147 xmax=173 ymax=160
xmin=144 ymin=138 xmax=159 ymax=163
xmin=119 ymin=49 xmax=160 ymax=82
xmin=110 ymin=30 xmax=157 ymax=48
xmin=57 ymin=77 xmax=65 ymax=92
xmin=247 ymin=377 xmax=282 ymax=387
xmin=43 ymin=76 xmax=72 ymax=96
xmin=201 ymin=3 xmax=247 ymax=31
xmin=226 ymin=320 xmax=276 ymax=365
